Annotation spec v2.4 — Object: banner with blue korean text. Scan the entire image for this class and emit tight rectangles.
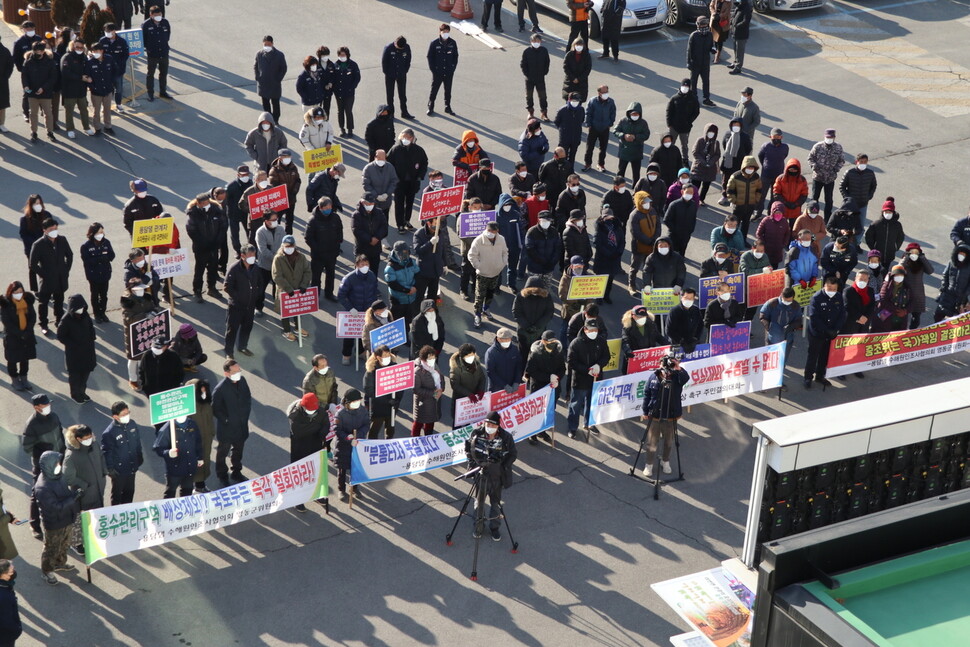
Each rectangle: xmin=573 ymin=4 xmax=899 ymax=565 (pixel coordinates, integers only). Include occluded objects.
xmin=80 ymin=451 xmax=329 ymax=565
xmin=350 ymin=386 xmax=555 ymax=485
xmin=588 ymin=344 xmax=786 ymax=426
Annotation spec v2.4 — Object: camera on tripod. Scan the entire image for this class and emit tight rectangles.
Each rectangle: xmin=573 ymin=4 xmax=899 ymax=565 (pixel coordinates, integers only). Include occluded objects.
xmin=658 ymin=354 xmax=678 ymax=386
xmin=471 ymin=435 xmax=508 ymax=465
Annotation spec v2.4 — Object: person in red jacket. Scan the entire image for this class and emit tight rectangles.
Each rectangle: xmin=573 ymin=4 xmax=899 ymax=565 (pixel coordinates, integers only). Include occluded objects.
xmin=772 ymin=158 xmax=808 ymax=225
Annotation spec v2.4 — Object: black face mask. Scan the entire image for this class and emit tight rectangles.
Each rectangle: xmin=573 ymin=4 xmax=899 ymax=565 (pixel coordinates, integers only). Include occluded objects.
xmin=787 ymin=169 xmax=798 ymax=176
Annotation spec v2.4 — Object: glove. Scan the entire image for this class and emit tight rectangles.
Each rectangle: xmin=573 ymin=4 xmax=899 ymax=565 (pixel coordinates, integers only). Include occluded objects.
xmin=349 ymin=308 xmax=358 ymax=314
xmin=74 ymin=489 xmax=84 ymax=500
xmin=300 ymin=287 xmax=307 ymax=293
xmin=430 ymin=236 xmax=439 ymax=245
xmin=290 ymin=291 xmax=297 ymax=297
xmin=673 ymin=285 xmax=682 ymax=295
xmin=589 ymin=364 xmax=601 ymax=376
xmin=378 ymin=194 xmax=388 ymax=202
xmin=809 ymin=278 xmax=817 ymax=287
xmin=625 ymin=351 xmax=635 ymax=359
xmin=504 ymin=385 xmax=515 ymax=394
xmin=475 ymin=391 xmax=486 ymax=402
xmin=168 ymin=449 xmax=178 ymax=458
xmin=642 ymin=285 xmax=652 ymax=294
xmin=476 ymin=269 xmax=481 ymax=275
xmin=762 ymin=267 xmax=772 ymax=274
xmin=799 ymin=280 xmax=808 ymax=289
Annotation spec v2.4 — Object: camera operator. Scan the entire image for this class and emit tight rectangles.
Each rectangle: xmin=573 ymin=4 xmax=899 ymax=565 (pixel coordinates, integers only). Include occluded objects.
xmin=464 ymin=412 xmax=518 ymax=542
xmin=639 ymin=355 xmax=690 ymax=477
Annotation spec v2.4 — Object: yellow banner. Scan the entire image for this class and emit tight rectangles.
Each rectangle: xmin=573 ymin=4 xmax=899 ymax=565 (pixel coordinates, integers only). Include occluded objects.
xmin=303 ymin=145 xmax=343 ymax=174
xmin=793 ymin=282 xmax=822 ymax=307
xmin=566 ymin=274 xmax=609 ymax=301
xmin=132 ymin=216 xmax=174 ymax=248
xmin=605 ymin=338 xmax=622 ymax=372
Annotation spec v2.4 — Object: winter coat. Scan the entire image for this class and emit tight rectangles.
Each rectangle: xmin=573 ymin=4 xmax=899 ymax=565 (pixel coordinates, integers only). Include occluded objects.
xmin=613 ymin=102 xmax=650 ymax=162
xmin=496 ymin=194 xmax=527 ymax=251
xmin=621 ymin=310 xmax=665 ymax=354
xmin=710 ymin=224 xmax=747 ymax=255
xmin=224 ymin=259 xmax=265 ymax=309
xmin=79 ymin=238 xmax=115 ymax=284
xmin=667 ymin=303 xmax=704 ymax=351
xmin=333 ymin=405 xmax=368 ymax=469
xmin=666 ymin=179 xmax=700 ymax=207
xmin=902 ymin=254 xmax=934 ymax=314
xmin=562 ymin=48 xmax=592 ymax=99
xmin=666 ymin=90 xmax=700 ymax=134
xmin=171 ymin=333 xmax=204 ymax=367
xmin=562 ymin=222 xmax=592 ymax=267
xmin=361 ymin=309 xmax=394 ymax=353
xmin=364 ymin=106 xmax=396 ymax=159
xmin=691 ymin=125 xmax=722 ymax=183
xmin=525 ymin=339 xmax=566 ymax=390
xmin=269 ymin=158 xmax=302 ymax=206
xmin=138 ymin=349 xmax=183 ymax=397
xmin=20 ymin=50 xmax=56 ymax=98
xmin=601 ymin=0 xmax=627 ymax=40
xmin=123 ymin=194 xmax=164 ymax=234
xmin=0 ymin=294 xmax=37 ymax=364
xmin=23 ymin=411 xmax=64 ymax=464
xmin=864 ymin=212 xmax=904 ymax=263
xmin=254 ymin=47 xmax=287 ymax=98
xmin=384 ymin=250 xmax=419 ymax=305
xmin=772 ymin=158 xmax=808 ymax=220
xmin=524 ymin=225 xmax=563 ymax=274
xmin=950 ymin=216 xmax=970 ymax=248
xmin=59 ymin=50 xmax=87 ymax=100
xmin=760 ymin=297 xmax=803 ymax=343
xmin=726 ymin=156 xmax=762 ymax=206
xmin=567 ymin=331 xmax=610 ymax=390
xmin=484 ymin=340 xmax=524 ymax=392
xmin=302 ymin=369 xmax=339 ymax=408
xmin=820 ymin=242 xmax=858 ymax=282
xmin=287 ymin=398 xmax=330 ymax=446
xmin=731 ymin=0 xmax=753 ymax=40
xmin=644 ymin=248 xmax=687 ymax=289
xmin=641 ymin=369 xmax=690 ymax=419
xmin=554 ymin=188 xmax=586 ymax=227
xmin=520 ymin=43 xmax=550 ymax=82
xmin=305 ymin=169 xmax=343 ymax=213
xmin=454 ymin=131 xmax=489 ymax=172
xmin=555 ymin=102 xmax=586 ymax=147
xmin=272 ymin=251 xmax=312 ymax=303
xmin=839 ymin=167 xmax=878 ymax=207
xmin=153 ymin=419 xmax=202 ymax=478
xmin=0 ymin=576 xmax=21 ymax=640
xmin=29 ymin=235 xmax=73 ymax=294
xmin=244 ymin=112 xmax=288 ymax=171
xmin=413 ymin=223 xmax=448 ymax=278
xmin=212 ymin=376 xmax=252 ymax=443
xmin=33 ymin=452 xmax=78 ymax=531
xmin=841 ymin=284 xmax=876 ymax=334
xmin=412 ymin=363 xmax=443 ymax=424
xmin=120 ymin=292 xmax=157 ymax=360
xmin=663 ymin=194 xmax=699 ymax=246
xmin=875 ymin=278 xmax=911 ymax=331
xmin=298 ymin=109 xmax=334 ymax=149
xmin=427 ymin=36 xmax=459 ymax=77
xmin=304 ymin=207 xmax=343 ymax=261
xmin=584 ymin=94 xmax=617 ymax=131
xmin=411 ymin=312 xmax=446 ymax=357
xmin=827 ymin=198 xmax=862 ymax=240
xmin=939 ymin=245 xmax=970 ymax=315
xmin=363 ymin=363 xmax=399 ymax=419
xmin=593 ymin=214 xmax=626 ymax=275
xmin=296 ymin=68 xmax=326 ymax=107
xmin=19 ymin=212 xmax=47 ymax=257
xmin=758 ymin=139 xmax=790 ymax=186
xmin=602 ymin=187 xmax=635 ymax=228
xmin=382 ymin=41 xmax=412 ymax=78
xmin=468 ymin=231 xmax=509 ymax=279
xmin=100 ymin=418 xmax=143 ymax=477
xmin=387 ymin=139 xmax=429 ymax=184
xmin=786 ymin=242 xmax=820 ymax=285
xmin=83 ymin=54 xmax=116 ymax=96
xmin=719 ymin=129 xmax=752 ymax=174
xmin=464 ymin=169 xmax=502 ymax=208
xmin=733 ymin=98 xmax=760 ymax=138
xmin=807 ymin=289 xmax=847 ymax=338
xmin=142 ymin=16 xmax=171 ymax=58
xmin=538 ymin=156 xmax=571 ymax=203
xmin=648 ymin=148 xmax=684 ymax=193
xmin=0 ymin=45 xmax=13 ymax=110
xmin=56 ymin=295 xmax=96 ymax=374
xmin=449 ymin=354 xmax=487 ymax=401
xmin=705 ymin=298 xmax=745 ymax=328
xmin=629 ymin=192 xmax=659 ymax=254
xmin=338 ymin=267 xmax=380 ymax=313
xmin=792 ymin=213 xmax=827 ymax=258
xmin=807 ymin=140 xmax=845 ymax=184
xmin=513 ymin=276 xmax=554 ymax=339
xmin=687 ymin=29 xmax=714 ymax=72
xmin=63 ymin=426 xmax=107 ymax=509
xmin=186 ymin=205 xmax=226 ymax=253
xmin=362 ymin=162 xmax=398 ymax=205
xmin=518 ymin=130 xmax=550 ymax=176
xmin=739 ymin=249 xmax=772 ymax=276
xmin=352 ymin=204 xmax=390 ymax=256
xmin=700 ymin=255 xmax=734 ymax=278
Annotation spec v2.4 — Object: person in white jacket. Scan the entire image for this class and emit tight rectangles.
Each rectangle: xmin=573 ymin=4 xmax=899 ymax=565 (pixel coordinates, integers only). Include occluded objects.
xmin=467 ymin=221 xmax=509 ymax=327
xmin=298 ymin=107 xmax=334 ymax=150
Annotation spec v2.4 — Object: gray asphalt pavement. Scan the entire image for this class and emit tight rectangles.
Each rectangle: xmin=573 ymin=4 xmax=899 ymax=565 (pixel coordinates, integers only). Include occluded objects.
xmin=1 ymin=0 xmax=969 ymax=644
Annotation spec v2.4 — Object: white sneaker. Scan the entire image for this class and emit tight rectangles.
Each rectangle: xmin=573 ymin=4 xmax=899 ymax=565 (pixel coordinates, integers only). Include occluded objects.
xmin=115 ymin=105 xmax=125 ymax=113
xmin=67 ymin=130 xmax=76 ymax=139
xmin=0 ymin=125 xmax=9 ymax=133
xmin=84 ymin=128 xmax=95 ymax=136
xmin=643 ymin=464 xmax=653 ymax=477
xmin=661 ymin=460 xmax=672 ymax=474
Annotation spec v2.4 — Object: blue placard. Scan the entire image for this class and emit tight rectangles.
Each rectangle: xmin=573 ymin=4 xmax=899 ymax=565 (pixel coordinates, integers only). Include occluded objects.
xmin=369 ymin=318 xmax=407 ymax=351
xmin=709 ymin=322 xmax=751 ymax=356
xmin=118 ymin=28 xmax=144 ymax=58
xmin=682 ymin=344 xmax=711 ymax=361
xmin=698 ymin=272 xmax=746 ymax=309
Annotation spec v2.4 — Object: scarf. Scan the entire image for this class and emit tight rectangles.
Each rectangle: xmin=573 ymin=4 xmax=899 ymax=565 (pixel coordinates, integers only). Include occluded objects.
xmin=15 ymin=298 xmax=27 ymax=330
xmin=422 ymin=361 xmax=441 ymax=390
xmin=724 ymin=131 xmax=741 ymax=166
xmin=852 ymin=283 xmax=870 ymax=307
xmin=719 ymin=298 xmax=733 ymax=318
xmin=426 ymin=314 xmax=439 ymax=341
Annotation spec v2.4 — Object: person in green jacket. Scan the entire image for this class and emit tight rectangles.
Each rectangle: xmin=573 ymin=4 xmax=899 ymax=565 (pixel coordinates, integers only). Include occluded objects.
xmin=612 ymin=101 xmax=650 ymax=182
xmin=271 ymin=235 xmax=312 ymax=342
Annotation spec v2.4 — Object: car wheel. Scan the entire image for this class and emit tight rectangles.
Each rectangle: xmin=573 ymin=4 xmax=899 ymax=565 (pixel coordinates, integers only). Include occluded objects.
xmin=754 ymin=0 xmax=771 ymax=13
xmin=589 ymin=11 xmax=601 ymax=40
xmin=664 ymin=0 xmax=680 ymax=27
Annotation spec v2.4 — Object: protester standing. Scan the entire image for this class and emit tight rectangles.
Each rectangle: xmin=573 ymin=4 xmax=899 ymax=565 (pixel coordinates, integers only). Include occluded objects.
xmin=55 ymin=295 xmax=97 ymax=404
xmin=63 ymin=424 xmax=107 ymax=556
xmin=272 ymin=235 xmax=312 ymax=342
xmin=363 ymin=347 xmax=399 ymax=440
xmin=29 ymin=219 xmax=73 ymax=336
xmin=254 ymin=36 xmax=286 ymax=125
xmin=101 ymin=401 xmax=143 ymax=505
xmin=143 ymin=6 xmax=171 ymax=101
xmin=213 ymin=360 xmax=252 ymax=487
xmin=0 ymin=283 xmax=37 ymax=392
xmin=153 ymin=416 xmax=203 ymax=499
xmin=382 ymin=36 xmax=413 ymax=119
xmin=34 ymin=451 xmax=79 ymax=585
xmin=427 ymin=24 xmax=459 ymax=116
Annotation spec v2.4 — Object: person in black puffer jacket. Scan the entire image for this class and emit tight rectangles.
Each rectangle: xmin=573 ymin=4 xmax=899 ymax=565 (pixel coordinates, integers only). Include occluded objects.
xmin=364 ymin=104 xmax=395 ymax=162
xmin=334 ymin=389 xmax=369 ymax=500
xmin=286 ymin=392 xmax=330 ymax=513
xmin=34 ymin=451 xmax=79 ymax=584
xmin=55 ymin=295 xmax=97 ymax=403
xmin=512 ymin=275 xmax=554 ymax=359
xmin=21 ymin=43 xmax=57 ymax=141
xmin=936 ymin=243 xmax=970 ymax=321
xmin=304 ymin=197 xmax=344 ymax=300
xmin=566 ymin=319 xmax=610 ymax=438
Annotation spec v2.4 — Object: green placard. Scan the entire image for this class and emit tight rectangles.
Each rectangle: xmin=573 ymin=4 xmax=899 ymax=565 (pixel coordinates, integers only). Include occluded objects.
xmin=149 ymin=384 xmax=197 ymax=425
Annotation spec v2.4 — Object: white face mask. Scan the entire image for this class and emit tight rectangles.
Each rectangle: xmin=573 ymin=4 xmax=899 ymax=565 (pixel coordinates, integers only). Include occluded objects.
xmin=618 ymin=187 xmax=629 ymax=194
xmin=317 ymin=366 xmax=330 ymax=375
xmin=531 ymin=42 xmax=541 ymax=48
xmin=575 ymin=45 xmax=584 ymax=52
xmin=313 ymin=119 xmax=324 ymax=125
xmin=744 ymin=168 xmax=754 ymax=175
xmin=53 ymin=464 xmax=62 ymax=475
xmin=25 ymin=30 xmax=35 ymax=37
xmin=959 ymin=254 xmax=967 ymax=262
xmin=261 ymin=124 xmax=271 ymax=132
xmin=151 ymin=347 xmax=164 ymax=356
xmin=485 ymin=232 xmax=496 ymax=240
xmin=245 ymin=255 xmax=257 ymax=265
xmin=725 ymin=227 xmax=736 ymax=234
xmin=426 ymin=312 xmax=436 ymax=322
xmin=569 ymin=101 xmax=579 ymax=108
xmin=94 ymin=233 xmax=104 ymax=241
xmin=682 ymin=194 xmax=693 ymax=202
xmin=731 ymin=126 xmax=741 ymax=133
xmin=799 ymin=240 xmax=811 ymax=248
xmin=32 ymin=203 xmax=43 ymax=213
xmin=568 ymin=185 xmax=580 ymax=194
xmin=893 ymin=275 xmax=904 ymax=283
xmin=680 ymin=85 xmax=690 ymax=93
xmin=634 ymin=317 xmax=647 ymax=326
xmin=499 ymin=340 xmax=511 ymax=349
xmin=868 ymin=261 xmax=880 ymax=269
xmin=267 ymin=221 xmax=277 ymax=229
xmin=47 ymin=230 xmax=59 ymax=239
xmin=707 ymin=132 xmax=715 ymax=139
xmin=882 ymin=213 xmax=892 ymax=220
xmin=586 ymin=331 xmax=598 ymax=339
xmin=81 ymin=438 xmax=94 ymax=447
xmin=281 ymin=157 xmax=292 ymax=166
xmin=74 ymin=308 xmax=84 ymax=315
xmin=310 ymin=65 xmax=318 ymax=72
xmin=375 ymin=159 xmax=386 ymax=168
xmin=153 ymin=15 xmax=162 ymax=22
xmin=647 ymin=174 xmax=658 ymax=182
xmin=338 ymin=56 xmax=348 ymax=63
xmin=358 ymin=265 xmax=370 ymax=274
xmin=681 ymin=299 xmax=694 ymax=308
xmin=824 ymin=137 xmax=834 ymax=145
xmin=855 ymin=280 xmax=868 ymax=289
xmin=380 ymin=356 xmax=392 ymax=366
xmin=229 ymin=372 xmax=243 ymax=382
xmin=539 ymin=221 xmax=551 ymax=230
xmin=426 ymin=356 xmax=436 ymax=364
xmin=630 ymin=114 xmax=640 ymax=121
xmin=909 ymin=253 xmax=920 ymax=261
xmin=600 ymin=93 xmax=609 ymax=101
xmin=808 ymin=212 xmax=819 ymax=219
xmin=321 ymin=56 xmax=330 ymax=64
xmin=466 ymin=141 xmax=477 ymax=149
xmin=824 ymin=289 xmax=837 ymax=297
xmin=781 ymin=299 xmax=793 ymax=306
xmin=364 ymin=204 xmax=374 ymax=212
xmin=135 ymin=259 xmax=146 ymax=268
xmin=283 ymin=247 xmax=295 ymax=255
xmin=440 ymin=32 xmax=450 ymax=40
xmin=117 ymin=414 xmax=131 ymax=424
xmin=105 ymin=32 xmax=115 ymax=39
xmin=263 ymin=45 xmax=273 ymax=53
xmin=680 ymin=177 xmax=690 ymax=185
xmin=132 ymin=287 xmax=146 ymax=297
xmin=753 ymin=251 xmax=764 ymax=259
xmin=12 ymin=293 xmax=23 ymax=301
xmin=92 ymin=52 xmax=102 ymax=59
xmin=258 ymin=180 xmax=270 ymax=189
xmin=657 ymin=246 xmax=670 ymax=256
xmin=663 ymin=141 xmax=672 ymax=148
xmin=515 ymin=171 xmax=528 ymax=179
xmin=348 ymin=401 xmax=361 ymax=409
xmin=431 ymin=180 xmax=443 ymax=188
xmin=718 ymin=292 xmax=731 ymax=302
xmin=462 ymin=355 xmax=475 ymax=365
xmin=857 ymin=163 xmax=868 ymax=171
xmin=402 ymin=139 xmax=412 ymax=146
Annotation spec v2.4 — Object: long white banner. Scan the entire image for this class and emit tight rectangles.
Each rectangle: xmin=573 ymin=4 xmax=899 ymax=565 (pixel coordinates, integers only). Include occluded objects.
xmin=81 ymin=451 xmax=329 ymax=565
xmin=350 ymin=386 xmax=555 ymax=485
xmin=588 ymin=344 xmax=786 ymax=426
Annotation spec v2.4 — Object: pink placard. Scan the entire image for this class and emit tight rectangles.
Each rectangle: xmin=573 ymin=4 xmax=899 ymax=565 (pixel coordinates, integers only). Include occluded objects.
xmin=375 ymin=362 xmax=415 ymax=397
xmin=279 ymin=287 xmax=319 ymax=318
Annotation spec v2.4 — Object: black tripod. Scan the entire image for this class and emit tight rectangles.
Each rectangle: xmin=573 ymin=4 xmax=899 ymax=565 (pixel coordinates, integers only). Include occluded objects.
xmin=445 ymin=465 xmax=519 ymax=581
xmin=627 ymin=373 xmax=686 ymax=499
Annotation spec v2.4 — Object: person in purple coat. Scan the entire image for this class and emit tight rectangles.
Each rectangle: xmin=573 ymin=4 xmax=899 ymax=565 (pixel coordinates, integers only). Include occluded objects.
xmin=756 ymin=128 xmax=789 ymax=219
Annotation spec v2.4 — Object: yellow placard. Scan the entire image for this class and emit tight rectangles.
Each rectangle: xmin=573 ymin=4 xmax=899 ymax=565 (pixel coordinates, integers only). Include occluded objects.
xmin=605 ymin=338 xmax=622 ymax=372
xmin=566 ymin=274 xmax=610 ymax=301
xmin=303 ymin=145 xmax=343 ymax=174
xmin=793 ymin=282 xmax=823 ymax=307
xmin=132 ymin=216 xmax=174 ymax=248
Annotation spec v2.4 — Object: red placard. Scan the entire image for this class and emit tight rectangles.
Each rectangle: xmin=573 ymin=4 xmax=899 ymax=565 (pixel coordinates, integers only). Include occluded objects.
xmin=375 ymin=361 xmax=415 ymax=397
xmin=488 ymin=384 xmax=526 ymax=411
xmin=453 ymin=164 xmax=478 ymax=187
xmin=247 ymin=185 xmax=290 ymax=219
xmin=419 ymin=185 xmax=465 ymax=220
xmin=279 ymin=288 xmax=319 ymax=318
xmin=746 ymin=269 xmax=787 ymax=308
xmin=626 ymin=346 xmax=671 ymax=374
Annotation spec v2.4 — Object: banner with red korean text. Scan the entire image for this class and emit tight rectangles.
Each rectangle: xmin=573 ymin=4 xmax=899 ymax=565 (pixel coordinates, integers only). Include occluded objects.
xmin=80 ymin=451 xmax=329 ymax=565
xmin=746 ymin=269 xmax=786 ymax=307
xmin=336 ymin=311 xmax=366 ymax=338
xmin=375 ymin=361 xmax=415 ymax=397
xmin=588 ymin=344 xmax=786 ymax=426
xmin=247 ymin=185 xmax=290 ymax=219
xmin=454 ymin=385 xmax=528 ymax=427
xmin=350 ymin=386 xmax=554 ymax=484
xmin=419 ymin=185 xmax=464 ymax=220
xmin=826 ymin=312 xmax=970 ymax=378
xmin=279 ymin=287 xmax=319 ymax=318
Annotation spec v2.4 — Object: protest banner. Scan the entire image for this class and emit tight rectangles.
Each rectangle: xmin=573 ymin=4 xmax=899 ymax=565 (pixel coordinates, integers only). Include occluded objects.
xmin=489 ymin=384 xmax=526 ymax=410
xmin=458 ymin=210 xmax=495 ymax=238
xmin=625 ymin=344 xmax=712 ymax=374
xmin=279 ymin=288 xmax=319 ymax=318
xmin=302 ymin=145 xmax=343 ymax=174
xmin=588 ymin=343 xmax=785 ymax=426
xmin=709 ymin=322 xmax=751 ymax=356
xmin=247 ymin=185 xmax=290 ymax=218
xmin=350 ymin=386 xmax=555 ymax=484
xmin=793 ymin=281 xmax=822 ymax=307
xmin=375 ymin=362 xmax=415 ymax=397
xmin=826 ymin=312 xmax=970 ymax=378
xmin=81 ymin=451 xmax=329 ymax=565
xmin=651 ymin=567 xmax=754 ymax=647
xmin=369 ymin=318 xmax=408 ymax=350
xmin=150 ymin=249 xmax=190 ymax=279
xmin=335 ymin=311 xmax=366 ymax=338
xmin=604 ymin=338 xmax=622 ymax=371
xmin=699 ymin=272 xmax=745 ymax=309
xmin=453 ymin=165 xmax=478 ymax=187
xmin=454 ymin=395 xmax=490 ymax=428
xmin=641 ymin=288 xmax=680 ymax=314
xmin=128 ymin=309 xmax=171 ymax=359
xmin=131 ymin=216 xmax=174 ymax=248
xmin=746 ymin=269 xmax=787 ymax=307
xmin=419 ymin=185 xmax=464 ymax=220
xmin=566 ymin=275 xmax=610 ymax=300
xmin=149 ymin=384 xmax=196 ymax=426
xmin=118 ymin=29 xmax=144 ymax=57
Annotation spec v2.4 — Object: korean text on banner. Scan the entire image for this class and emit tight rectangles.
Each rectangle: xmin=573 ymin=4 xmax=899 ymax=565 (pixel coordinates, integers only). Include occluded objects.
xmin=150 ymin=249 xmax=191 ymax=279
xmin=793 ymin=281 xmax=822 ymax=307
xmin=453 ymin=165 xmax=478 ymax=187
xmin=826 ymin=312 xmax=970 ymax=378
xmin=375 ymin=362 xmax=415 ymax=397
xmin=419 ymin=186 xmax=465 ymax=220
xmin=746 ymin=269 xmax=786 ymax=307
xmin=81 ymin=452 xmax=329 ymax=565
xmin=566 ymin=275 xmax=610 ymax=300
xmin=588 ymin=344 xmax=785 ymax=426
xmin=369 ymin=319 xmax=407 ymax=350
xmin=454 ymin=395 xmax=490 ymax=427
xmin=350 ymin=386 xmax=555 ymax=484
xmin=627 ymin=346 xmax=671 ymax=374
xmin=117 ymin=29 xmax=144 ymax=57
xmin=458 ymin=210 xmax=495 ymax=238
xmin=604 ymin=338 xmax=622 ymax=371
xmin=128 ymin=309 xmax=172 ymax=359
xmin=279 ymin=288 xmax=319 ymax=318
xmin=247 ymin=185 xmax=290 ymax=219
xmin=699 ymin=272 xmax=745 ymax=309
xmin=651 ymin=567 xmax=754 ymax=647
xmin=335 ymin=311 xmax=367 ymax=338
xmin=641 ymin=288 xmax=680 ymax=314
xmin=149 ymin=384 xmax=197 ymax=425
xmin=709 ymin=322 xmax=751 ymax=356
xmin=302 ymin=145 xmax=343 ymax=174
xmin=489 ymin=384 xmax=526 ymax=410
xmin=131 ymin=216 xmax=174 ymax=248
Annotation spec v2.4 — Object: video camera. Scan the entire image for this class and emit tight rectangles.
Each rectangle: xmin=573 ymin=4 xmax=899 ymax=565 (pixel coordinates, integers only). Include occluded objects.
xmin=471 ymin=434 xmax=508 ymax=465
xmin=658 ymin=353 xmax=679 ymax=386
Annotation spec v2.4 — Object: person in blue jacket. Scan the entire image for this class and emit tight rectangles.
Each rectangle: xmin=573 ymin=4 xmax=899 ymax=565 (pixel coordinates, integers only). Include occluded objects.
xmin=759 ymin=287 xmax=802 ymax=383
xmin=496 ymin=193 xmax=527 ymax=291
xmin=153 ymin=415 xmax=203 ymax=499
xmin=426 ymin=23 xmax=459 ymax=116
xmin=384 ymin=241 xmax=419 ymax=326
xmin=100 ymin=401 xmax=143 ymax=505
xmin=338 ymin=255 xmax=379 ymax=364
xmin=517 ymin=118 xmax=549 ymax=177
xmin=382 ymin=36 xmax=413 ymax=119
xmin=295 ymin=55 xmax=326 ymax=110
xmin=98 ymin=23 xmax=130 ymax=112
xmin=804 ymin=275 xmax=846 ymax=389
xmin=484 ymin=328 xmax=524 ymax=394
xmin=142 ymin=6 xmax=171 ymax=101
xmin=78 ymin=222 xmax=115 ymax=323
xmin=786 ymin=228 xmax=820 ymax=290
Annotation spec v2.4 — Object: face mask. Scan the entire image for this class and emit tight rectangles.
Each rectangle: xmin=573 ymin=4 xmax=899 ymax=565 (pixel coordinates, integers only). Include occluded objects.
xmin=375 ymin=160 xmax=386 ymax=168
xmin=575 ymin=46 xmax=584 ymax=52
xmin=315 ymin=366 xmax=330 ymax=376
xmin=338 ymin=55 xmax=349 ymax=63
xmin=646 ymin=174 xmax=659 ymax=183
xmin=486 ymin=232 xmax=496 ymax=240
xmin=715 ymin=255 xmax=728 ymax=263
xmin=358 ymin=265 xmax=370 ymax=274
xmin=380 ymin=356 xmax=392 ymax=366
xmin=718 ymin=292 xmax=731 ymax=302
xmin=94 ymin=233 xmax=104 ymax=241
xmin=105 ymin=32 xmax=115 ymax=38
xmin=680 ymin=177 xmax=690 ymax=185
xmin=680 ymin=86 xmax=690 ymax=93
xmin=310 ymin=65 xmax=318 ymax=72
xmin=153 ymin=15 xmax=162 ymax=21
xmin=824 ymin=289 xmax=837 ymax=297
xmin=12 ymin=292 xmax=24 ymax=301
xmin=959 ymin=254 xmax=968 ymax=262
xmin=651 ymin=245 xmax=669 ymax=257
xmin=135 ymin=259 xmax=146 ymax=268
xmin=600 ymin=93 xmax=609 ymax=101
xmin=663 ymin=140 xmax=673 ymax=148
xmin=74 ymin=308 xmax=84 ymax=315
xmin=375 ymin=311 xmax=388 ymax=320
xmin=617 ymin=187 xmax=629 ymax=195
xmin=242 ymin=255 xmax=256 ymax=266
xmin=266 ymin=221 xmax=278 ymax=229
xmin=857 ymin=164 xmax=868 ymax=171
xmin=908 ymin=253 xmax=920 ymax=262
xmin=753 ymin=251 xmax=764 ymax=259
xmin=586 ymin=331 xmax=598 ymax=339
xmin=258 ymin=180 xmax=270 ymax=189
xmin=572 ymin=267 xmax=583 ymax=276
xmin=630 ymin=114 xmax=640 ymax=121
xmin=41 ymin=406 xmax=52 ymax=416
xmin=856 ymin=280 xmax=868 ymax=289
xmin=539 ymin=221 xmax=551 ymax=230
xmin=893 ymin=275 xmax=904 ymax=283
xmin=132 ymin=287 xmax=146 ymax=296
xmin=536 ymin=194 xmax=546 ymax=201
xmin=81 ymin=438 xmax=93 ymax=447
xmin=306 ymin=409 xmax=317 ymax=417
xmin=364 ymin=204 xmax=374 ymax=212
xmin=772 ymin=138 xmax=782 ymax=145
xmin=531 ymin=42 xmax=541 ymax=48
xmin=808 ymin=212 xmax=819 ymax=219
xmin=151 ymin=347 xmax=164 ymax=356
xmin=731 ymin=126 xmax=740 ymax=133
xmin=707 ymin=132 xmax=715 ymax=139
xmin=440 ymin=32 xmax=450 ymax=40
xmin=32 ymin=203 xmax=43 ymax=213
xmin=25 ymin=30 xmax=35 ymax=37
xmin=263 ymin=46 xmax=273 ymax=53
xmin=744 ymin=168 xmax=754 ymax=175
xmin=321 ymin=56 xmax=330 ymax=64
xmin=499 ymin=341 xmax=511 ymax=349
xmin=462 ymin=355 xmax=475 ymax=365
xmin=569 ymin=101 xmax=580 ymax=108
xmin=467 ymin=141 xmax=476 ymax=149
xmin=116 ymin=414 xmax=131 ymax=425
xmin=634 ymin=316 xmax=647 ymax=326
xmin=53 ymin=464 xmax=62 ymax=475
xmin=278 ymin=156 xmax=292 ymax=166
xmin=92 ymin=52 xmax=102 ymax=59
xmin=681 ymin=299 xmax=694 ymax=308
xmin=787 ymin=169 xmax=799 ymax=176
xmin=781 ymin=299 xmax=793 ymax=306
xmin=47 ymin=230 xmax=59 ymax=239
xmin=426 ymin=356 xmax=436 ymax=364
xmin=725 ymin=227 xmax=736 ymax=234
xmin=800 ymin=240 xmax=811 ymax=248
xmin=229 ymin=372 xmax=243 ymax=382
xmin=283 ymin=247 xmax=295 ymax=255
xmin=431 ymin=180 xmax=443 ymax=188
xmin=485 ymin=425 xmax=499 ymax=435
xmin=402 ymin=139 xmax=413 ymax=146
xmin=824 ymin=137 xmax=834 ymax=145
xmin=682 ymin=194 xmax=693 ymax=202
xmin=883 ymin=213 xmax=892 ymax=220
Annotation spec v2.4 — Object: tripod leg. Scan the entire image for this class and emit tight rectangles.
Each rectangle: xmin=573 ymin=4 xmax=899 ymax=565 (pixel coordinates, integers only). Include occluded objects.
xmin=470 ymin=481 xmax=487 ymax=581
xmin=446 ymin=478 xmax=478 ymax=545
xmin=629 ymin=418 xmax=652 ymax=476
xmin=653 ymin=449 xmax=662 ymax=500
xmin=499 ymin=502 xmax=518 ymax=553
xmin=673 ymin=423 xmax=685 ymax=480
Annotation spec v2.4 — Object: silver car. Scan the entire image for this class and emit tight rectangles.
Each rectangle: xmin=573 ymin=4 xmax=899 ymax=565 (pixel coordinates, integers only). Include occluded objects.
xmin=509 ymin=0 xmax=669 ymax=37
xmin=754 ymin=0 xmax=828 ymax=13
